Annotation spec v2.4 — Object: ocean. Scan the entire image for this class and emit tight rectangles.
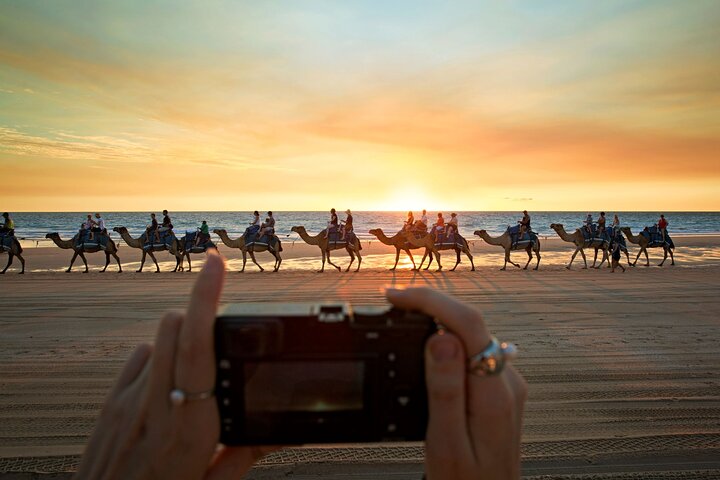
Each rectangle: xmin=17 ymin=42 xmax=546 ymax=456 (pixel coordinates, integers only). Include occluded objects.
xmin=8 ymin=211 xmax=719 ymax=245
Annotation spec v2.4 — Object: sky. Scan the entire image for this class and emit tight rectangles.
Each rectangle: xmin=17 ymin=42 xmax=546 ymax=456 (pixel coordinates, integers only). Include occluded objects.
xmin=1 ymin=0 xmax=719 ymax=212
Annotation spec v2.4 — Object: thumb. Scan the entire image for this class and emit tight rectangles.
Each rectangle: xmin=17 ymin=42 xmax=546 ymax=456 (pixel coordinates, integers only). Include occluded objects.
xmin=424 ymin=332 xmax=473 ymax=477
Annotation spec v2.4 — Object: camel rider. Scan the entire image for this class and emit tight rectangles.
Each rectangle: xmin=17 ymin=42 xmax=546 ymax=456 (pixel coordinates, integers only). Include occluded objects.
xmin=597 ymin=212 xmax=607 ymax=237
xmin=584 ymin=213 xmax=593 ymax=236
xmin=195 ymin=221 xmax=210 ymax=247
xmin=258 ymin=211 xmax=275 ymax=237
xmin=158 ymin=210 xmax=173 ymax=238
xmin=434 ymin=213 xmax=445 ymax=243
xmin=246 ymin=211 xmax=261 ymax=237
xmin=446 ymin=213 xmax=458 ymax=238
xmin=518 ymin=210 xmax=531 ymax=239
xmin=340 ymin=209 xmax=353 ymax=240
xmin=1 ymin=212 xmax=15 ymax=236
xmin=147 ymin=213 xmax=160 ymax=243
xmin=658 ymin=214 xmax=668 ymax=242
xmin=325 ymin=208 xmax=338 ymax=239
xmin=404 ymin=211 xmax=414 ymax=231
xmin=612 ymin=214 xmax=620 ymax=229
xmin=82 ymin=214 xmax=95 ymax=241
xmin=90 ymin=213 xmax=106 ymax=241
xmin=416 ymin=209 xmax=428 ymax=231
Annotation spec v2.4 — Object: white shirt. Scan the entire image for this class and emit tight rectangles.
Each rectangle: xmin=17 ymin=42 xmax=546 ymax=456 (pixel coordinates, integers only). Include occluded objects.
xmin=96 ymin=217 xmax=105 ymax=230
xmin=421 ymin=214 xmax=428 ymax=224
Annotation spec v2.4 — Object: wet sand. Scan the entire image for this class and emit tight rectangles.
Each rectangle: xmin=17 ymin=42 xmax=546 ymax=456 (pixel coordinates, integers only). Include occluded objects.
xmin=1 ymin=238 xmax=720 ymax=478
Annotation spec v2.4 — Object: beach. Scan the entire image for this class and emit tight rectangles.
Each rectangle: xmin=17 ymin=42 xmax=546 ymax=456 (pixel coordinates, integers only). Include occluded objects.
xmin=2 ymin=236 xmax=720 ymax=478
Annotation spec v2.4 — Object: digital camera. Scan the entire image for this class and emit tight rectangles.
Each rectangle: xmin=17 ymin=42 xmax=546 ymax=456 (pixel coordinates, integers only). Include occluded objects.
xmin=214 ymin=303 xmax=437 ymax=445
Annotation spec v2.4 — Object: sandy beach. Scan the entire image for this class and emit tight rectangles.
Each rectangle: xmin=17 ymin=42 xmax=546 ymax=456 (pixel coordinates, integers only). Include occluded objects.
xmin=2 ymin=236 xmax=720 ymax=478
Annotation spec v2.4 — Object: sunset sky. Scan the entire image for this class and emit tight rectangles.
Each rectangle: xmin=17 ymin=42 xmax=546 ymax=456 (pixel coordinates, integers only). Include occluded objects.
xmin=1 ymin=0 xmax=718 ymax=212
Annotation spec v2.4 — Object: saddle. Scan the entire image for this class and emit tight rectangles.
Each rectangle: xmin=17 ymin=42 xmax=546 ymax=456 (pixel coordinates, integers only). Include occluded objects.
xmin=245 ymin=230 xmax=283 ymax=252
xmin=183 ymin=231 xmax=216 ymax=253
xmin=75 ymin=230 xmax=110 ymax=250
xmin=508 ymin=225 xmax=537 ymax=248
xmin=142 ymin=230 xmax=175 ymax=250
xmin=325 ymin=229 xmax=362 ymax=250
xmin=0 ymin=232 xmax=15 ymax=251
xmin=641 ymin=226 xmax=674 ymax=249
xmin=581 ymin=224 xmax=608 ymax=245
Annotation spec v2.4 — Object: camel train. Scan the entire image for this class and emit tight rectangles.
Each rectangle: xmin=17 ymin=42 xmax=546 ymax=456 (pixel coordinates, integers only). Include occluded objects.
xmin=0 ymin=211 xmax=679 ymax=274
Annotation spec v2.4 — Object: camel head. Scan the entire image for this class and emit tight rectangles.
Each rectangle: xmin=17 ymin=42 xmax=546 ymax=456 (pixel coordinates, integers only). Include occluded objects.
xmin=290 ymin=226 xmax=305 ymax=234
xmin=549 ymin=223 xmax=563 ymax=231
xmin=473 ymin=229 xmax=486 ymax=237
xmin=620 ymin=226 xmax=631 ymax=234
xmin=213 ymin=228 xmax=226 ymax=235
xmin=112 ymin=226 xmax=127 ymax=234
xmin=368 ymin=228 xmax=381 ymax=236
xmin=45 ymin=232 xmax=58 ymax=240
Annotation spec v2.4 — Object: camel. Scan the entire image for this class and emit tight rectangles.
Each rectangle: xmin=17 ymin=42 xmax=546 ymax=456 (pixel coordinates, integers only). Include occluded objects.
xmin=474 ymin=229 xmax=541 ymax=270
xmin=113 ymin=226 xmax=183 ymax=273
xmin=401 ymin=230 xmax=474 ymax=271
xmin=45 ymin=232 xmax=122 ymax=273
xmin=291 ymin=226 xmax=362 ymax=272
xmin=368 ymin=228 xmax=433 ymax=270
xmin=550 ymin=223 xmax=609 ymax=269
xmin=213 ymin=229 xmax=282 ymax=272
xmin=0 ymin=235 xmax=25 ymax=274
xmin=621 ymin=227 xmax=675 ymax=267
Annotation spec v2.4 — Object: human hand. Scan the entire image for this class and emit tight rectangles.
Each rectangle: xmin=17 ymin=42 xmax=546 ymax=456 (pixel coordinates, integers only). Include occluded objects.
xmin=386 ymin=287 xmax=527 ymax=480
xmin=74 ymin=250 xmax=274 ymax=480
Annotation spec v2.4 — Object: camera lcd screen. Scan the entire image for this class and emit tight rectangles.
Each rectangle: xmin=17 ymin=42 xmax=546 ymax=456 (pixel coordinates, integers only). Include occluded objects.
xmin=244 ymin=361 xmax=364 ymax=413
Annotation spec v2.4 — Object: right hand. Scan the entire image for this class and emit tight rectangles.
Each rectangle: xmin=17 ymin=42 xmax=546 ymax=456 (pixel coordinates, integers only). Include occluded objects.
xmin=386 ymin=288 xmax=527 ymax=480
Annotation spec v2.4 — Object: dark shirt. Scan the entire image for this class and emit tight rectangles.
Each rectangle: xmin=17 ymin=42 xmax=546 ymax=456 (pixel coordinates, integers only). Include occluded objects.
xmin=266 ymin=217 xmax=275 ymax=228
xmin=162 ymin=215 xmax=172 ymax=227
xmin=330 ymin=213 xmax=338 ymax=226
xmin=520 ymin=215 xmax=531 ymax=227
xmin=345 ymin=214 xmax=353 ymax=229
xmin=151 ymin=218 xmax=158 ymax=229
xmin=598 ymin=216 xmax=606 ymax=227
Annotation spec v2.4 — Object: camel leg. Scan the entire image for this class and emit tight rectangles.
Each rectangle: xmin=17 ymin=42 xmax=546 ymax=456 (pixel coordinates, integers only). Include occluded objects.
xmin=345 ymin=249 xmax=355 ymax=272
xmin=659 ymin=248 xmax=668 ymax=266
xmin=355 ymin=246 xmax=362 ymax=272
xmin=249 ymin=251 xmax=264 ymax=272
xmin=318 ymin=250 xmax=326 ymax=273
xmin=435 ymin=251 xmax=443 ymax=271
xmin=596 ymin=249 xmax=608 ymax=269
xmin=567 ymin=249 xmax=579 ymax=269
xmin=643 ymin=248 xmax=650 ymax=267
xmin=67 ymin=251 xmax=79 ymax=273
xmin=579 ymin=249 xmax=588 ymax=269
xmin=591 ymin=248 xmax=598 ymax=268
xmin=137 ymin=251 xmax=147 ymax=272
xmin=523 ymin=246 xmax=532 ymax=270
xmin=405 ymin=249 xmax=416 ymax=270
xmin=101 ymin=252 xmax=110 ymax=272
xmin=326 ymin=250 xmax=342 ymax=272
xmin=149 ymin=251 xmax=161 ymax=273
xmin=467 ymin=251 xmax=475 ymax=271
xmin=185 ymin=254 xmax=192 ymax=272
xmin=273 ymin=251 xmax=282 ymax=272
xmin=1 ymin=254 xmax=12 ymax=274
xmin=534 ymin=247 xmax=541 ymax=270
xmin=625 ymin=250 xmax=633 ymax=266
xmin=113 ymin=252 xmax=122 ymax=272
xmin=419 ymin=250 xmax=429 ymax=270
xmin=79 ymin=252 xmax=89 ymax=273
xmin=632 ymin=248 xmax=642 ymax=267
xmin=390 ymin=248 xmax=400 ymax=271
xmin=669 ymin=248 xmax=675 ymax=266
xmin=450 ymin=248 xmax=461 ymax=271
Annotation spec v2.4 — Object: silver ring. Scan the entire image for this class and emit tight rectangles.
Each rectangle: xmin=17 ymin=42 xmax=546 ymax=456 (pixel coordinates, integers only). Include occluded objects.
xmin=468 ymin=337 xmax=518 ymax=377
xmin=169 ymin=388 xmax=215 ymax=406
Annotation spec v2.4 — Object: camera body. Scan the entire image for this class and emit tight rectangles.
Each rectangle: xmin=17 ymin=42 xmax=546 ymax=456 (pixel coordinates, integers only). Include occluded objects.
xmin=215 ymin=302 xmax=437 ymax=445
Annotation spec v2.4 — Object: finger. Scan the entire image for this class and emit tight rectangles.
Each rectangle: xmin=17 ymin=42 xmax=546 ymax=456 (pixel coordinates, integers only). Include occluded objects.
xmin=386 ymin=287 xmax=491 ymax=353
xmin=175 ymin=249 xmax=226 ymax=392
xmin=204 ymin=446 xmax=279 ymax=480
xmin=147 ymin=311 xmax=183 ymax=415
xmin=424 ymin=332 xmax=474 ymax=478
xmin=110 ymin=343 xmax=152 ymax=397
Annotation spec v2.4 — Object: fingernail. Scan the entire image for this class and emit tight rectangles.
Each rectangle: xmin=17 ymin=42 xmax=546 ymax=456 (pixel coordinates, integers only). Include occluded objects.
xmin=431 ymin=337 xmax=458 ymax=362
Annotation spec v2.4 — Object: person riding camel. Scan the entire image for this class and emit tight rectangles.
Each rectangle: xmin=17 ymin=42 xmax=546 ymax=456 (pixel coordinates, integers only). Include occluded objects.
xmin=446 ymin=213 xmax=458 ymax=239
xmin=658 ymin=214 xmax=669 ymax=242
xmin=340 ymin=209 xmax=353 ymax=240
xmin=403 ymin=211 xmax=414 ymax=231
xmin=518 ymin=210 xmax=531 ymax=239
xmin=90 ymin=213 xmax=106 ymax=241
xmin=434 ymin=212 xmax=445 ymax=243
xmin=584 ymin=213 xmax=593 ymax=237
xmin=612 ymin=214 xmax=621 ymax=229
xmin=258 ymin=211 xmax=275 ymax=238
xmin=325 ymin=208 xmax=338 ymax=239
xmin=158 ymin=210 xmax=173 ymax=238
xmin=246 ymin=211 xmax=261 ymax=237
xmin=194 ymin=220 xmax=210 ymax=247
xmin=597 ymin=212 xmax=607 ymax=237
xmin=146 ymin=213 xmax=160 ymax=243
xmin=1 ymin=212 xmax=15 ymax=236
xmin=82 ymin=214 xmax=95 ymax=241
xmin=416 ymin=209 xmax=428 ymax=231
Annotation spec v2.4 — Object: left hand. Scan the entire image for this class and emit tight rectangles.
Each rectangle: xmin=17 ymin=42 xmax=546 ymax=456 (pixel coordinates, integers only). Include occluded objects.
xmin=74 ymin=249 xmax=274 ymax=480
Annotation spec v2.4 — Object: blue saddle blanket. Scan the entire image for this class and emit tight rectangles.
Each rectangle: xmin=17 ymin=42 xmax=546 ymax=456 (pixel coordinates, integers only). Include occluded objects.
xmin=507 ymin=226 xmax=537 ymax=246
xmin=183 ymin=232 xmax=216 ymax=252
xmin=434 ymin=231 xmax=464 ymax=247
xmin=324 ymin=230 xmax=362 ymax=250
xmin=0 ymin=233 xmax=15 ymax=251
xmin=75 ymin=230 xmax=110 ymax=249
xmin=641 ymin=226 xmax=674 ymax=248
xmin=607 ymin=227 xmax=627 ymax=251
xmin=142 ymin=230 xmax=175 ymax=250
xmin=243 ymin=231 xmax=283 ymax=252
xmin=580 ymin=224 xmax=610 ymax=243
